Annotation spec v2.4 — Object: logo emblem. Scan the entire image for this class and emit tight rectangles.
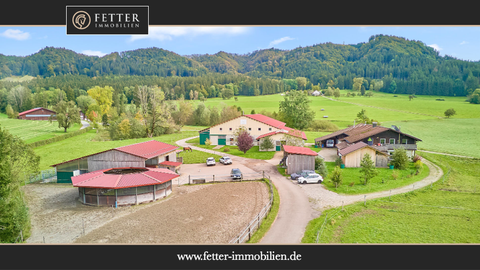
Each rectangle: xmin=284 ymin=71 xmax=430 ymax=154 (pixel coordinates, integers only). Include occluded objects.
xmin=72 ymin=10 xmax=91 ymax=30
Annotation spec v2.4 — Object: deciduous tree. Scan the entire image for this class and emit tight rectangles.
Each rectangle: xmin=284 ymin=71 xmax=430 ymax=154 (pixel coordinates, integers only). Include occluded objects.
xmin=444 ymin=108 xmax=456 ymax=118
xmin=50 ymin=100 xmax=81 ymax=132
xmin=278 ymin=90 xmax=315 ymax=130
xmin=359 ymin=153 xmax=378 ymax=184
xmin=236 ymin=130 xmax=254 ymax=154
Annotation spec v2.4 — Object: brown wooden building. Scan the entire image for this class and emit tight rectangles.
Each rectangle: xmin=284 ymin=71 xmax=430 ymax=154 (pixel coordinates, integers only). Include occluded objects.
xmin=17 ymin=107 xmax=56 ymax=120
xmin=282 ymin=145 xmax=318 ymax=174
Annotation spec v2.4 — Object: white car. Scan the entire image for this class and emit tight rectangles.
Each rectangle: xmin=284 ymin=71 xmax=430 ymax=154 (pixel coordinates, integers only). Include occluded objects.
xmin=219 ymin=156 xmax=232 ymax=165
xmin=297 ymin=173 xmax=323 ymax=184
xmin=206 ymin=157 xmax=216 ymax=166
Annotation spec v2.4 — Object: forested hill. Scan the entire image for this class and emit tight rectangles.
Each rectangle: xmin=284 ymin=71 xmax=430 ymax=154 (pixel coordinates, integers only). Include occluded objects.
xmin=1 ymin=34 xmax=480 ymax=96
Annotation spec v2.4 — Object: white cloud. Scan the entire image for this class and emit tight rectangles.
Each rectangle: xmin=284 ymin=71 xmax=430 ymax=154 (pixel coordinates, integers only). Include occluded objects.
xmin=0 ymin=29 xmax=30 ymax=40
xmin=81 ymin=50 xmax=107 ymax=57
xmin=268 ymin=36 xmax=295 ymax=47
xmin=460 ymin=41 xmax=469 ymax=45
xmin=428 ymin=44 xmax=442 ymax=51
xmin=129 ymin=26 xmax=249 ymax=42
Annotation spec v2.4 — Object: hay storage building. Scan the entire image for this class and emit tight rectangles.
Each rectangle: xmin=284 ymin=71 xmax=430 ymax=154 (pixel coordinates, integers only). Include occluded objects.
xmin=71 ymin=167 xmax=179 ymax=206
xmin=17 ymin=107 xmax=56 ymax=120
xmin=51 ymin=140 xmax=180 ymax=183
xmin=282 ymin=145 xmax=318 ymax=174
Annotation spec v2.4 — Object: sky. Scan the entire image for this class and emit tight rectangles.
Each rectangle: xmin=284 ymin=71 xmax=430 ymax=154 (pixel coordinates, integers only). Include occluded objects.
xmin=1 ymin=26 xmax=480 ymax=61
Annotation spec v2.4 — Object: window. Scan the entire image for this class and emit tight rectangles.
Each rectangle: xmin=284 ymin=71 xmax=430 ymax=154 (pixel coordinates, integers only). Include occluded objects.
xmin=269 ymin=128 xmax=272 ymax=131
xmin=258 ymin=128 xmax=262 ymax=131
xmin=240 ymin=119 xmax=247 ymax=125
xmin=219 ymin=128 xmax=222 ymax=131
xmin=248 ymin=128 xmax=252 ymax=131
xmin=380 ymin=138 xmax=386 ymax=145
xmin=389 ymin=138 xmax=395 ymax=144
xmin=402 ymin=139 xmax=408 ymax=144
xmin=229 ymin=128 xmax=232 ymax=131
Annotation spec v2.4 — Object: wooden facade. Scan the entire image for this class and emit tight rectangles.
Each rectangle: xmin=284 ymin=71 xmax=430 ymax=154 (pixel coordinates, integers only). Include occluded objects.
xmin=87 ymin=150 xmax=146 ymax=172
xmin=17 ymin=107 xmax=56 ymax=120
xmin=342 ymin=147 xmax=377 ymax=168
xmin=285 ymin=154 xmax=315 ymax=175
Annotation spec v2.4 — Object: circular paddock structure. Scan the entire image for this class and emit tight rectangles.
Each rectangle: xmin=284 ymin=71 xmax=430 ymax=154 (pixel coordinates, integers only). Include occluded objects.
xmin=71 ymin=167 xmax=179 ymax=207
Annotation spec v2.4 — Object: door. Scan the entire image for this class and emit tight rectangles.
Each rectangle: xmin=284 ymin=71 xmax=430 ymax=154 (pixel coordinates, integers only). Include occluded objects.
xmin=218 ymin=135 xmax=226 ymax=145
xmin=275 ymin=140 xmax=281 ymax=151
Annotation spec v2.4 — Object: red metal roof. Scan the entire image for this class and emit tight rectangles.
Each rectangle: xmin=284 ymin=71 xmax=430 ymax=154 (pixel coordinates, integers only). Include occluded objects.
xmin=283 ymin=145 xmax=318 ymax=156
xmin=18 ymin=107 xmax=56 ymax=116
xmin=159 ymin=161 xmax=182 ymax=167
xmin=116 ymin=140 xmax=178 ymax=159
xmin=256 ymin=128 xmax=307 ymax=140
xmin=245 ymin=114 xmax=287 ymax=129
xmin=71 ymin=167 xmax=179 ymax=189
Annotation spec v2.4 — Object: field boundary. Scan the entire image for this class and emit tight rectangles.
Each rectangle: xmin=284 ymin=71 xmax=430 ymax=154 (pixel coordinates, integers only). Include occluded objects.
xmin=29 ymin=126 xmax=93 ymax=148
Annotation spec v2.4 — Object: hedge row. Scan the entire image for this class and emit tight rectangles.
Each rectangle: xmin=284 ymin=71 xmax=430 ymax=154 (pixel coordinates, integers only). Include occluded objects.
xmin=29 ymin=126 xmax=93 ymax=148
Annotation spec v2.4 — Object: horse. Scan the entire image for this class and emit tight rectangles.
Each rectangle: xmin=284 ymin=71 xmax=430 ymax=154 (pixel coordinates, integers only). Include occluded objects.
xmin=183 ymin=147 xmax=192 ymax=152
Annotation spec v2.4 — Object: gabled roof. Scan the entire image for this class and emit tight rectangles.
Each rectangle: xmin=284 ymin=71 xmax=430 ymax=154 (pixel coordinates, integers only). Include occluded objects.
xmin=315 ymin=124 xmax=422 ymax=143
xmin=199 ymin=114 xmax=288 ymax=133
xmin=256 ymin=128 xmax=307 ymax=141
xmin=283 ymin=145 xmax=318 ymax=156
xmin=71 ymin=167 xmax=179 ymax=189
xmin=51 ymin=140 xmax=178 ymax=167
xmin=116 ymin=140 xmax=178 ymax=159
xmin=18 ymin=107 xmax=56 ymax=116
xmin=339 ymin=142 xmax=388 ymax=156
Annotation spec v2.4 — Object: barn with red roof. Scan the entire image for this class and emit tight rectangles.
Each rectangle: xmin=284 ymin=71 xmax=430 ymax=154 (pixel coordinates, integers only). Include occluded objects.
xmin=51 ymin=140 xmax=180 ymax=183
xmin=17 ymin=107 xmax=56 ymax=120
xmin=72 ymin=167 xmax=179 ymax=206
xmin=281 ymin=145 xmax=318 ymax=174
xmin=198 ymin=114 xmax=307 ymax=151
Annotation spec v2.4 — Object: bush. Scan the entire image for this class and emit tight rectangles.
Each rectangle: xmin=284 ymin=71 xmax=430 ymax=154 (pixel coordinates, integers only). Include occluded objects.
xmin=315 ymin=157 xmax=328 ymax=178
xmin=308 ymin=119 xmax=339 ymax=132
xmin=223 ymin=147 xmax=230 ymax=152
xmin=390 ymin=147 xmax=409 ymax=170
xmin=330 ymin=166 xmax=343 ymax=188
xmin=412 ymin=155 xmax=422 ymax=162
xmin=414 ymin=160 xmax=424 ymax=173
xmin=205 ymin=138 xmax=211 ymax=146
xmin=335 ymin=156 xmax=343 ymax=167
xmin=436 ymin=99 xmax=445 ymax=101
xmin=259 ymin=138 xmax=274 ymax=151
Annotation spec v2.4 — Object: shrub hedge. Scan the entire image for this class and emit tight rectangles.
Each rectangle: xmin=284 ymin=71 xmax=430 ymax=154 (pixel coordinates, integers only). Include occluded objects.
xmin=28 ymin=126 xmax=93 ymax=148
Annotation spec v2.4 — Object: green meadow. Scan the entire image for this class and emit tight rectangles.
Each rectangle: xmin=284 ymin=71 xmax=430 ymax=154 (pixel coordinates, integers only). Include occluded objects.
xmin=0 ymin=113 xmax=82 ymax=144
xmin=302 ymin=152 xmax=480 ymax=243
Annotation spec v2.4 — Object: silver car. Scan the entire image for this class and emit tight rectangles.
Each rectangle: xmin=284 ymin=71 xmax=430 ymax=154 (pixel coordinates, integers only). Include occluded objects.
xmin=206 ymin=157 xmax=216 ymax=166
xmin=219 ymin=156 xmax=232 ymax=165
xmin=297 ymin=173 xmax=323 ymax=184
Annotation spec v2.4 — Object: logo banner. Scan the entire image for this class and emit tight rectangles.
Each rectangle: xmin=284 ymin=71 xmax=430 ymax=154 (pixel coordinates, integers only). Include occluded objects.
xmin=66 ymin=6 xmax=149 ymax=35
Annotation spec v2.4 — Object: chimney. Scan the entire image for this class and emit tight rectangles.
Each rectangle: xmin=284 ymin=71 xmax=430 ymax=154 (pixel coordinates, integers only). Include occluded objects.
xmin=372 ymin=122 xmax=377 ymax=127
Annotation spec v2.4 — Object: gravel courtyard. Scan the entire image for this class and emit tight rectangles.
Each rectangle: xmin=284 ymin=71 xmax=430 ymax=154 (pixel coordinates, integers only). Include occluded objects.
xmin=23 ymin=181 xmax=270 ymax=244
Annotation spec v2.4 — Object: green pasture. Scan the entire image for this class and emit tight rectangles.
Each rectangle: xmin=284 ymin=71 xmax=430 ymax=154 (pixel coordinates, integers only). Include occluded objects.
xmin=0 ymin=113 xmax=82 ymax=143
xmin=193 ymin=143 xmax=276 ymax=160
xmin=302 ymin=152 xmax=480 ymax=243
xmin=384 ymin=118 xmax=480 ymax=158
xmin=322 ymin=162 xmax=430 ymax=195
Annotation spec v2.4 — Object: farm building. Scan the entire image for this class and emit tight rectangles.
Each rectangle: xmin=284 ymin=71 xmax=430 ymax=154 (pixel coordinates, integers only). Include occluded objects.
xmin=314 ymin=123 xmax=421 ymax=158
xmin=51 ymin=140 xmax=180 ymax=183
xmin=281 ymin=145 xmax=318 ymax=174
xmin=199 ymin=114 xmax=306 ymax=151
xmin=338 ymin=142 xmax=389 ymax=168
xmin=256 ymin=129 xmax=307 ymax=151
xmin=17 ymin=107 xmax=56 ymax=120
xmin=71 ymin=167 xmax=179 ymax=207
xmin=312 ymin=90 xmax=321 ymax=96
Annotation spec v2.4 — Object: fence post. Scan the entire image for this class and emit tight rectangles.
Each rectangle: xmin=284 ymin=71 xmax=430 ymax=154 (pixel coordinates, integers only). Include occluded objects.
xmin=364 ymin=195 xmax=366 ymax=207
xmin=342 ymin=201 xmax=344 ymax=211
xmin=189 ymin=175 xmax=191 ymax=185
xmin=213 ymin=174 xmax=215 ymax=183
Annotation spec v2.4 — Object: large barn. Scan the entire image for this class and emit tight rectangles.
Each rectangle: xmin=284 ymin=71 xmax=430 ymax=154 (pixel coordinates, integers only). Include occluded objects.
xmin=51 ymin=140 xmax=181 ymax=183
xmin=72 ymin=167 xmax=179 ymax=207
xmin=17 ymin=107 xmax=56 ymax=120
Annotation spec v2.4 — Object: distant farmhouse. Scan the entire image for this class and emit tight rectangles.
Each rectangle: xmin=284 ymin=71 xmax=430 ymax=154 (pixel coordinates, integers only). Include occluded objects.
xmin=315 ymin=123 xmax=421 ymax=167
xmin=51 ymin=140 xmax=181 ymax=183
xmin=17 ymin=107 xmax=56 ymax=120
xmin=199 ymin=114 xmax=307 ymax=151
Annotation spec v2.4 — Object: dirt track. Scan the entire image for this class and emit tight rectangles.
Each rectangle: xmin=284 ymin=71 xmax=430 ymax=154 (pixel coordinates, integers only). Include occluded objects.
xmin=24 ymin=181 xmax=269 ymax=244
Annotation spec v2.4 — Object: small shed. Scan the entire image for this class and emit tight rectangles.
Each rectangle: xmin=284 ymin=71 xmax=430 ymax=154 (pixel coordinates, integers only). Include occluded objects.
xmin=71 ymin=167 xmax=179 ymax=207
xmin=283 ymin=145 xmax=318 ymax=174
xmin=17 ymin=107 xmax=56 ymax=120
xmin=338 ymin=142 xmax=388 ymax=168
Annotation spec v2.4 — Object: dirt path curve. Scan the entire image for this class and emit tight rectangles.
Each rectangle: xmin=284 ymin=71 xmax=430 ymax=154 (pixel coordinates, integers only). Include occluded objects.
xmin=418 ymin=150 xmax=475 ymax=159
xmin=176 ymin=137 xmax=444 ymax=243
xmin=176 ymin=137 xmax=317 ymax=244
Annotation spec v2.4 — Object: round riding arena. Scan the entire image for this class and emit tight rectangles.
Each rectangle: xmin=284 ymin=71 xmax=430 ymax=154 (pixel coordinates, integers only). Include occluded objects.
xmin=71 ymin=167 xmax=179 ymax=207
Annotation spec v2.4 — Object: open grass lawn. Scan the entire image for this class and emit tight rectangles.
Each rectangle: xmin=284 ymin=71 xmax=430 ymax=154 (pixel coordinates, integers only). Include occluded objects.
xmin=178 ymin=149 xmax=222 ymax=164
xmin=302 ymin=152 xmax=480 ymax=243
xmin=384 ymin=118 xmax=480 ymax=158
xmin=0 ymin=113 xmax=82 ymax=143
xmin=194 ymin=144 xmax=276 ymax=160
xmin=322 ymin=161 xmax=430 ymax=195
xmin=34 ymin=129 xmax=199 ymax=170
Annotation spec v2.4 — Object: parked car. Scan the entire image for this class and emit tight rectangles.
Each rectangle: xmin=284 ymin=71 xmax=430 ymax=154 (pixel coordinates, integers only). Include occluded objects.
xmin=206 ymin=157 xmax=216 ymax=166
xmin=326 ymin=139 xmax=334 ymax=147
xmin=230 ymin=168 xmax=243 ymax=179
xmin=297 ymin=173 xmax=323 ymax=184
xmin=219 ymin=156 xmax=232 ymax=165
xmin=290 ymin=170 xmax=316 ymax=180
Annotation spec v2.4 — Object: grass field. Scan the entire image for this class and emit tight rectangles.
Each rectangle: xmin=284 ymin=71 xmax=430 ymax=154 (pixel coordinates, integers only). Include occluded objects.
xmin=322 ymin=162 xmax=430 ymax=195
xmin=0 ymin=113 xmax=82 ymax=143
xmin=302 ymin=152 xmax=480 ymax=243
xmin=178 ymin=149 xmax=222 ymax=164
xmin=34 ymin=129 xmax=199 ymax=170
xmin=384 ymin=118 xmax=480 ymax=158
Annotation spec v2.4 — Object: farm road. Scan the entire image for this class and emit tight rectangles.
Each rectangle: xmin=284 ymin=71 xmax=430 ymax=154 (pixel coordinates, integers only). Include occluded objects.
xmin=177 ymin=137 xmax=444 ymax=244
